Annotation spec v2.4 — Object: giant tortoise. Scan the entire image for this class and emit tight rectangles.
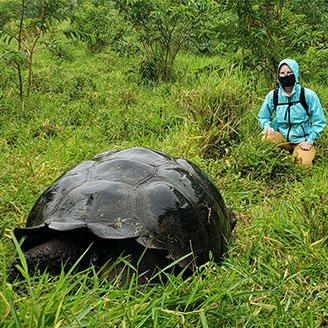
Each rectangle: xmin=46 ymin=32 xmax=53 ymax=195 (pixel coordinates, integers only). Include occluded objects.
xmin=10 ymin=147 xmax=236 ymax=281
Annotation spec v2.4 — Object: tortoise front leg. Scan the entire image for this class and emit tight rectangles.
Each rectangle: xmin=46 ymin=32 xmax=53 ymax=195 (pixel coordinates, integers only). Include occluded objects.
xmin=9 ymin=238 xmax=91 ymax=282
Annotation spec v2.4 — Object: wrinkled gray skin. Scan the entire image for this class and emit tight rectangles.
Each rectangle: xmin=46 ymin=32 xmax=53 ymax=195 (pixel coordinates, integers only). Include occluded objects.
xmin=10 ymin=147 xmax=236 ymax=282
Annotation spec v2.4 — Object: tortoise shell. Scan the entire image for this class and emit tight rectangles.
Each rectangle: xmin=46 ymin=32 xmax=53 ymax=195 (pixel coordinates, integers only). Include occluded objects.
xmin=15 ymin=147 xmax=235 ymax=267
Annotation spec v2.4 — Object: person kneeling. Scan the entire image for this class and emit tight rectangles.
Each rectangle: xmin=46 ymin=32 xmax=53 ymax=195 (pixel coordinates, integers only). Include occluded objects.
xmin=258 ymin=58 xmax=326 ymax=167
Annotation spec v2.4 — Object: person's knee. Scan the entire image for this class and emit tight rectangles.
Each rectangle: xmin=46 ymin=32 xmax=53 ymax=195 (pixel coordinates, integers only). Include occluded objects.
xmin=293 ymin=146 xmax=316 ymax=167
xmin=262 ymin=132 xmax=294 ymax=152
xmin=294 ymin=155 xmax=313 ymax=167
xmin=262 ymin=131 xmax=284 ymax=143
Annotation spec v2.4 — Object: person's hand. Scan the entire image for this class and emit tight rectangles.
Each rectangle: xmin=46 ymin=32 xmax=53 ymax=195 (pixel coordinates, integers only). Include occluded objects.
xmin=263 ymin=126 xmax=275 ymax=135
xmin=299 ymin=141 xmax=312 ymax=150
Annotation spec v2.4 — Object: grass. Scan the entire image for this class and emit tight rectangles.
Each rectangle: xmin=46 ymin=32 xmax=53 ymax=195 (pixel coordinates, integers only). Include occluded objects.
xmin=0 ymin=40 xmax=327 ymax=327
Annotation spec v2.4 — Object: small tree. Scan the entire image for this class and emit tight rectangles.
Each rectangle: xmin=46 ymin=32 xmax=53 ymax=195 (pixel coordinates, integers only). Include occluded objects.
xmin=222 ymin=0 xmax=285 ymax=76
xmin=0 ymin=0 xmax=71 ymax=100
xmin=68 ymin=0 xmax=129 ymax=53
xmin=112 ymin=0 xmax=217 ymax=82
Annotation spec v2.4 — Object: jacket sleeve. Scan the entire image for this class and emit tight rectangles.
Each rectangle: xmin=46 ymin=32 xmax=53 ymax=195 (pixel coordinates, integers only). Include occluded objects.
xmin=307 ymin=91 xmax=326 ymax=145
xmin=257 ymin=91 xmax=274 ymax=130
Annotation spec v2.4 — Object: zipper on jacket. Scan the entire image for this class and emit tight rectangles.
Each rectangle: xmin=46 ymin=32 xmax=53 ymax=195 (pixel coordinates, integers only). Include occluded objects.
xmin=286 ymin=98 xmax=292 ymax=142
xmin=284 ymin=104 xmax=288 ymax=120
xmin=300 ymin=124 xmax=307 ymax=140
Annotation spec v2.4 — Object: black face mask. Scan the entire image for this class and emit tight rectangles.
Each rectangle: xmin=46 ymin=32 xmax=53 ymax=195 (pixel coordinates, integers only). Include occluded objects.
xmin=278 ymin=74 xmax=296 ymax=87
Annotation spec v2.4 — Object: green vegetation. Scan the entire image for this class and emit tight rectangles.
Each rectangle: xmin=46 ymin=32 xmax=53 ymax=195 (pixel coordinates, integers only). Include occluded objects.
xmin=0 ymin=1 xmax=327 ymax=326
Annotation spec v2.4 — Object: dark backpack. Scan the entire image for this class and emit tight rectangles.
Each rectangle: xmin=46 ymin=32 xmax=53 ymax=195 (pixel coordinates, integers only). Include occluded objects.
xmin=273 ymin=86 xmax=309 ymax=116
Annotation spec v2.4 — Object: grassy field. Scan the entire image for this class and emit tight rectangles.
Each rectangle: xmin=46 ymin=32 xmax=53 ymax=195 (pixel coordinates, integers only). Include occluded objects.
xmin=0 ymin=43 xmax=327 ymax=327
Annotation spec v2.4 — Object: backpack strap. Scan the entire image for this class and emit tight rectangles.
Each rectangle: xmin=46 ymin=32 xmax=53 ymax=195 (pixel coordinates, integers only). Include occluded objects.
xmin=272 ymin=88 xmax=279 ymax=114
xmin=300 ymin=87 xmax=309 ymax=116
xmin=272 ymin=87 xmax=309 ymax=116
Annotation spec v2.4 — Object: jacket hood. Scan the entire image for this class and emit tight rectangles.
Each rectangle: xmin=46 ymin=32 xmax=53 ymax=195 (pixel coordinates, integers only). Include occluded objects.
xmin=278 ymin=58 xmax=299 ymax=83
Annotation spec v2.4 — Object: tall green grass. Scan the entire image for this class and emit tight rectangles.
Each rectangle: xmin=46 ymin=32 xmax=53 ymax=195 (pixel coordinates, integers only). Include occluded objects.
xmin=1 ymin=42 xmax=327 ymax=327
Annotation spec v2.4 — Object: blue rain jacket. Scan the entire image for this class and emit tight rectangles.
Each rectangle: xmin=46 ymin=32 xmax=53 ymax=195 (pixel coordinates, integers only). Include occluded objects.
xmin=258 ymin=59 xmax=326 ymax=144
